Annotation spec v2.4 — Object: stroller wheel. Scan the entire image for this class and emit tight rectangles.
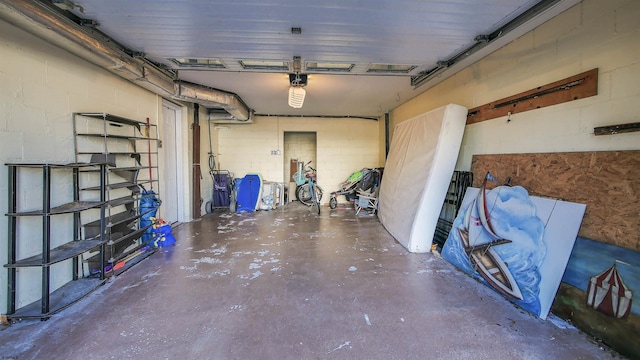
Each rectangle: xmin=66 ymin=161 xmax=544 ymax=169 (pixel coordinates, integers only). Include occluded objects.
xmin=205 ymin=200 xmax=214 ymax=214
xmin=329 ymin=196 xmax=337 ymax=209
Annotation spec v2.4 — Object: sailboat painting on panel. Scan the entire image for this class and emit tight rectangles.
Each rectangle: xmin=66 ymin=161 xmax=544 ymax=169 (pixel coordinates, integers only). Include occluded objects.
xmin=442 ymin=174 xmax=586 ymax=319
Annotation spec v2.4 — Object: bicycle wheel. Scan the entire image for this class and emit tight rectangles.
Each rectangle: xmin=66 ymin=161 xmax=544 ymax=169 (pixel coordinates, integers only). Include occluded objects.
xmin=315 ymin=185 xmax=324 ymax=202
xmin=313 ymin=187 xmax=321 ymax=215
xmin=296 ymin=183 xmax=312 ymax=206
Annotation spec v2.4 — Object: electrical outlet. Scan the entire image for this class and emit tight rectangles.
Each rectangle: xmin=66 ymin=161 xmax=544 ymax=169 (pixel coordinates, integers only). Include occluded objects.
xmin=271 ymin=150 xmax=281 ymax=155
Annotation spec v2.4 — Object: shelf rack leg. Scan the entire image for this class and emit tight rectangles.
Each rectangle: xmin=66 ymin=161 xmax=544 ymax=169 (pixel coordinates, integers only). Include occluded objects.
xmin=72 ymin=167 xmax=80 ymax=281
xmin=7 ymin=165 xmax=17 ymax=315
xmin=41 ymin=166 xmax=51 ymax=316
xmin=99 ymin=164 xmax=106 ymax=280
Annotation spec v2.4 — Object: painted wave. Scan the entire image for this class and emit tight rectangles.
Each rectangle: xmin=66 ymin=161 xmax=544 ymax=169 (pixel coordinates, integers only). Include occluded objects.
xmin=443 ymin=186 xmax=546 ymax=316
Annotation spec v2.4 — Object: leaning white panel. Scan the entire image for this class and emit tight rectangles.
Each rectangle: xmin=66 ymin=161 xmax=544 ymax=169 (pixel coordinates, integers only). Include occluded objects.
xmin=378 ymin=104 xmax=468 ymax=253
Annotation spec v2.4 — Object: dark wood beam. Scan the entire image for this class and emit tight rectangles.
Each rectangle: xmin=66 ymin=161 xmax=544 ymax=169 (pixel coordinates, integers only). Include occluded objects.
xmin=467 ymin=68 xmax=598 ymax=124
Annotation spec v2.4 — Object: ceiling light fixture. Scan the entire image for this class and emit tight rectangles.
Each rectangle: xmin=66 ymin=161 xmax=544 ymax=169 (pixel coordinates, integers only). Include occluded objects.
xmin=288 ymin=56 xmax=307 ymax=108
xmin=288 ymin=86 xmax=306 ymax=108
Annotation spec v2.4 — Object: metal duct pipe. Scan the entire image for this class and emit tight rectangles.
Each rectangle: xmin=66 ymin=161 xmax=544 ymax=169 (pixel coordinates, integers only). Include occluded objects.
xmin=207 ymin=109 xmax=254 ymax=123
xmin=175 ymin=81 xmax=251 ymax=121
xmin=0 ymin=1 xmax=139 ymax=71
xmin=208 ymin=110 xmax=240 ymax=121
xmin=0 ymin=0 xmax=251 ymax=121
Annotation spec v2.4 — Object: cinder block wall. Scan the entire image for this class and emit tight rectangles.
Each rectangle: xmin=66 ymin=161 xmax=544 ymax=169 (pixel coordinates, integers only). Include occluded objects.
xmin=284 ymin=132 xmax=317 ymax=190
xmin=215 ymin=116 xmax=380 ymax=204
xmin=385 ymin=0 xmax=640 ymax=169
xmin=0 ymin=19 xmax=164 ymax=313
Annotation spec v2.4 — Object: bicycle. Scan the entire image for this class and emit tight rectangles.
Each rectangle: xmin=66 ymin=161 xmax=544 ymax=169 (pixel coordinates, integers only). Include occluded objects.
xmin=295 ymin=161 xmax=323 ymax=214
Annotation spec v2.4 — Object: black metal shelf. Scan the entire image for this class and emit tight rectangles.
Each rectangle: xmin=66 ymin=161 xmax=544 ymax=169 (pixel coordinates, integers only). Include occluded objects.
xmin=6 ymin=277 xmax=105 ymax=320
xmin=110 ymin=247 xmax=156 ymax=276
xmin=77 ymin=151 xmax=158 ymax=155
xmin=107 ymin=209 xmax=143 ymax=228
xmin=83 ymin=208 xmax=154 ymax=234
xmin=7 ymin=201 xmax=104 ymax=216
xmin=4 ymin=162 xmax=107 ymax=319
xmin=107 ymin=225 xmax=151 ymax=247
xmin=86 ymin=246 xmax=156 ymax=277
xmin=86 ymin=230 xmax=152 ymax=263
xmin=82 ymin=181 xmax=139 ymax=191
xmin=105 ymin=195 xmax=136 ymax=208
xmin=82 ymin=179 xmax=157 ymax=192
xmin=4 ymin=162 xmax=107 ymax=168
xmin=84 ymin=212 xmax=135 ymax=239
xmin=80 ymin=165 xmax=157 ymax=172
xmin=75 ymin=112 xmax=155 ymax=130
xmin=76 ymin=133 xmax=157 ymax=141
xmin=4 ymin=238 xmax=104 ymax=268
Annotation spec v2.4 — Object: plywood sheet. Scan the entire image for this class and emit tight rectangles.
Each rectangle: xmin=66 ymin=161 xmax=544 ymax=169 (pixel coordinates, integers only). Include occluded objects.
xmin=471 ymin=151 xmax=640 ymax=250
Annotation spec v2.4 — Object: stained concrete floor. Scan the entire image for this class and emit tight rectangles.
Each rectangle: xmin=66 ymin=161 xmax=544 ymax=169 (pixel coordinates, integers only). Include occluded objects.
xmin=0 ymin=203 xmax=622 ymax=359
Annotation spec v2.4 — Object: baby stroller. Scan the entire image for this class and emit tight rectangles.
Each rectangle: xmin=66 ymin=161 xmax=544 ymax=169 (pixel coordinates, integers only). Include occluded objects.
xmin=329 ymin=168 xmax=377 ymax=209
xmin=353 ymin=167 xmax=384 ymax=215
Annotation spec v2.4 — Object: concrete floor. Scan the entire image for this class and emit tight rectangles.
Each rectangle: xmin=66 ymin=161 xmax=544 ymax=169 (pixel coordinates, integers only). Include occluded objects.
xmin=0 ymin=203 xmax=622 ymax=359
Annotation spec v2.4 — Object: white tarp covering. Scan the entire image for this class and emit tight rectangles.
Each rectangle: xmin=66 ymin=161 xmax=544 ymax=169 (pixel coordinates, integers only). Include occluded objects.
xmin=378 ymin=104 xmax=468 ymax=253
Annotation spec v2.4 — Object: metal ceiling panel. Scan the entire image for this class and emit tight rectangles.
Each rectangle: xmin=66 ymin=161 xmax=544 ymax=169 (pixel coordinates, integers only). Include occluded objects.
xmin=55 ymin=0 xmax=573 ymax=117
xmin=74 ymin=0 xmax=538 ymax=67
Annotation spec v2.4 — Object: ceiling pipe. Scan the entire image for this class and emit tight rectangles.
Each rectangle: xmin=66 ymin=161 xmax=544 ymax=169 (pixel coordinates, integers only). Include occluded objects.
xmin=253 ymin=113 xmax=379 ymax=121
xmin=176 ymin=81 xmax=251 ymax=122
xmin=0 ymin=0 xmax=251 ymax=121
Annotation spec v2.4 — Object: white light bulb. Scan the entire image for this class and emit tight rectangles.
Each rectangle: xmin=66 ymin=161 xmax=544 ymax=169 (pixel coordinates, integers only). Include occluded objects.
xmin=288 ymin=86 xmax=306 ymax=108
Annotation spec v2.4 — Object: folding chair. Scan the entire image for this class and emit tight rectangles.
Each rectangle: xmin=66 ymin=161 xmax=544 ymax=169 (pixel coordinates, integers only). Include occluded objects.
xmin=354 ymin=189 xmax=378 ymax=215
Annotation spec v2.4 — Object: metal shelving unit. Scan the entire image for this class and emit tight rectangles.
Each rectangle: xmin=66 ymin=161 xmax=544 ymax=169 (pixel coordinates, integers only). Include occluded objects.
xmin=73 ymin=112 xmax=160 ymax=277
xmin=4 ymin=162 xmax=107 ymax=319
xmin=433 ymin=171 xmax=474 ymax=249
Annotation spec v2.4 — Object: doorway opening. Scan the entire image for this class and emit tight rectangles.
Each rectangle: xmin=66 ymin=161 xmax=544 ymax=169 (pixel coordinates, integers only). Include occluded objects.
xmin=283 ymin=132 xmax=317 ymax=202
xmin=160 ymin=100 xmax=185 ymax=223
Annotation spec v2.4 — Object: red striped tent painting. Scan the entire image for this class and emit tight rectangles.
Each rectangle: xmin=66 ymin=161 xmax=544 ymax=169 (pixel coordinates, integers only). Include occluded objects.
xmin=586 ymin=264 xmax=633 ymax=319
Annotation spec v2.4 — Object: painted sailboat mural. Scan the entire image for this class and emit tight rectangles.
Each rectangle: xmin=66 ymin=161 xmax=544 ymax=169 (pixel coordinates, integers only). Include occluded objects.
xmin=587 ymin=263 xmax=633 ymax=319
xmin=442 ymin=173 xmax=586 ymax=319
xmin=457 ymin=174 xmax=523 ymax=300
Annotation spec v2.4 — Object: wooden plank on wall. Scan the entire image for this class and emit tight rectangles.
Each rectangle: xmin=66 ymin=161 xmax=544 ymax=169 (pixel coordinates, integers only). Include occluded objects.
xmin=466 ymin=68 xmax=598 ymax=124
xmin=471 ymin=151 xmax=640 ymax=251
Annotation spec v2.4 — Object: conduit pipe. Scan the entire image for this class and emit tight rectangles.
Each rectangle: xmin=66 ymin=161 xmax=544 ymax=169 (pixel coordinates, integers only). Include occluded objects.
xmin=192 ymin=104 xmax=202 ymax=219
xmin=0 ymin=0 xmax=251 ymax=121
xmin=176 ymin=81 xmax=251 ymax=122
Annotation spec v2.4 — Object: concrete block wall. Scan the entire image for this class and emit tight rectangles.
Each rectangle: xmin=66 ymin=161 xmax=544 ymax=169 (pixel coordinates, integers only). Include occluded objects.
xmin=285 ymin=132 xmax=317 ymax=164
xmin=386 ymin=0 xmax=640 ymax=170
xmin=216 ymin=116 xmax=380 ymax=204
xmin=0 ymin=19 xmax=162 ymax=313
xmin=284 ymin=132 xmax=316 ymax=187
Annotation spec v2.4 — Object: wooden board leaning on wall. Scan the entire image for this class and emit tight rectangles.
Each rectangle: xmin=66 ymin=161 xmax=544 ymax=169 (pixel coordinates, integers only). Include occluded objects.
xmin=466 ymin=69 xmax=598 ymax=124
xmin=471 ymin=151 xmax=640 ymax=251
